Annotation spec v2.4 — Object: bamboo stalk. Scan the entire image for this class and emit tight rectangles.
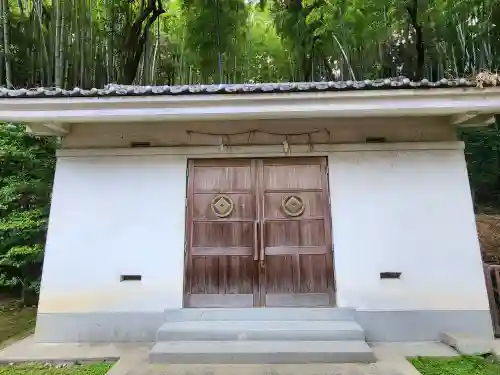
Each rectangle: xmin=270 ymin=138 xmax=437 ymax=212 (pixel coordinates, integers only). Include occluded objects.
xmin=79 ymin=0 xmax=85 ymax=87
xmin=33 ymin=0 xmax=50 ymax=86
xmin=2 ymin=0 xmax=12 ymax=88
xmin=0 ymin=0 xmax=4 ymax=86
xmin=54 ymin=0 xmax=61 ymax=86
xmin=150 ymin=21 xmax=160 ymax=84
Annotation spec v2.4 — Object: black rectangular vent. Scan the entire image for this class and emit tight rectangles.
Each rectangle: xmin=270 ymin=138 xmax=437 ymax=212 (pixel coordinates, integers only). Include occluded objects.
xmin=130 ymin=142 xmax=151 ymax=148
xmin=120 ymin=274 xmax=142 ymax=282
xmin=380 ymin=272 xmax=401 ymax=279
xmin=365 ymin=137 xmax=387 ymax=143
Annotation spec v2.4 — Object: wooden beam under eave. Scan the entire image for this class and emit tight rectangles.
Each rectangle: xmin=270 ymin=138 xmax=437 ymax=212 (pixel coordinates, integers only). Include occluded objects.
xmin=26 ymin=123 xmax=70 ymax=136
xmin=451 ymin=113 xmax=496 ymax=127
xmin=44 ymin=122 xmax=70 ymax=134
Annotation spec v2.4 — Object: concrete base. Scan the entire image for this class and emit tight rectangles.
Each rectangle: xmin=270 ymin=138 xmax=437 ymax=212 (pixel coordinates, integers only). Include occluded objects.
xmin=164 ymin=308 xmax=356 ymax=321
xmin=356 ymin=310 xmax=494 ymax=342
xmin=440 ymin=332 xmax=494 ymax=355
xmin=35 ymin=312 xmax=164 ymax=343
xmin=33 ymin=308 xmax=494 ymax=343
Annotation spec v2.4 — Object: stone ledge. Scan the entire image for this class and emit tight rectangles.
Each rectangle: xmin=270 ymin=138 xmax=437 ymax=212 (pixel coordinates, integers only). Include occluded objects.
xmin=440 ymin=332 xmax=494 ymax=355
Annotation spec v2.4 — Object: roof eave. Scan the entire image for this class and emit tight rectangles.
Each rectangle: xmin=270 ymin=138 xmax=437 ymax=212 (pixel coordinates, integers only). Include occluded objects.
xmin=3 ymin=87 xmax=499 ymax=136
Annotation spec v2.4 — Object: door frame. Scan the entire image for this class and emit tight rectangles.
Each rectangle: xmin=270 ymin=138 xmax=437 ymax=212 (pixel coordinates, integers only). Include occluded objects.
xmin=182 ymin=156 xmax=335 ymax=308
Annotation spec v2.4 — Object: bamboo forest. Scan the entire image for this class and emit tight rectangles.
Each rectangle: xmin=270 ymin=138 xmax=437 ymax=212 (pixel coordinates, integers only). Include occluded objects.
xmin=1 ymin=0 xmax=500 ymax=87
xmin=1 ymin=0 xmax=500 ymax=300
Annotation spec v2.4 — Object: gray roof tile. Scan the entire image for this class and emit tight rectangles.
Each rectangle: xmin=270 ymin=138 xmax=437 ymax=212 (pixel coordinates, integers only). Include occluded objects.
xmin=0 ymin=78 xmax=488 ymax=98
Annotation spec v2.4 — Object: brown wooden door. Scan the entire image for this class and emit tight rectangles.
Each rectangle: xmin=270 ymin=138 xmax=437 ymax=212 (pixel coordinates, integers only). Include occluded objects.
xmin=185 ymin=159 xmax=258 ymax=307
xmin=258 ymin=158 xmax=334 ymax=307
xmin=185 ymin=157 xmax=334 ymax=307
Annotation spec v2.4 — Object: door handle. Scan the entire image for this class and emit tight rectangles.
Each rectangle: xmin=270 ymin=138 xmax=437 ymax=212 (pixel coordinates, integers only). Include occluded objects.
xmin=253 ymin=220 xmax=259 ymax=261
xmin=259 ymin=220 xmax=265 ymax=268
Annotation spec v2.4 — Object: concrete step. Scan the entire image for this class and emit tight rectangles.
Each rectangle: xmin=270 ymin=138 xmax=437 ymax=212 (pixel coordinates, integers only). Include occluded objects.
xmin=164 ymin=308 xmax=355 ymax=322
xmin=149 ymin=340 xmax=375 ymax=364
xmin=156 ymin=320 xmax=365 ymax=341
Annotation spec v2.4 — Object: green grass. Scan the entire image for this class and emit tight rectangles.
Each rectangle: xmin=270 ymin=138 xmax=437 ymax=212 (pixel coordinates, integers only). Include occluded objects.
xmin=0 ymin=363 xmax=113 ymax=375
xmin=410 ymin=355 xmax=500 ymax=375
xmin=0 ymin=300 xmax=37 ymax=349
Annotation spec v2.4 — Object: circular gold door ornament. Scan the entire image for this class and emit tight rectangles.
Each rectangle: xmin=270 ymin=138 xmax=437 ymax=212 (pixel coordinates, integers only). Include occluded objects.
xmin=211 ymin=194 xmax=234 ymax=218
xmin=282 ymin=195 xmax=305 ymax=217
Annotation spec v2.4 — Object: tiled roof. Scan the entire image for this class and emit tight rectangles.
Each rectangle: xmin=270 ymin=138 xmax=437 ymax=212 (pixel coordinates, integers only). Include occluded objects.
xmin=0 ymin=78 xmax=490 ymax=98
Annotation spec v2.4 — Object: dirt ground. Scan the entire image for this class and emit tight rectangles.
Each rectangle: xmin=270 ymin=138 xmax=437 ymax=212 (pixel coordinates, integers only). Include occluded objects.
xmin=0 ymin=299 xmax=36 ymax=349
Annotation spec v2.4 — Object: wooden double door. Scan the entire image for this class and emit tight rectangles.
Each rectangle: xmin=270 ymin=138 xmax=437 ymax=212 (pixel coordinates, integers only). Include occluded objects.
xmin=184 ymin=157 xmax=335 ymax=307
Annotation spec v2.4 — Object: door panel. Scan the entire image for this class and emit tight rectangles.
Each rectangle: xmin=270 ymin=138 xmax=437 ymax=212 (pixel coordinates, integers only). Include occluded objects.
xmin=259 ymin=158 xmax=334 ymax=307
xmin=184 ymin=157 xmax=334 ymax=308
xmin=263 ymin=163 xmax=323 ymax=190
xmin=265 ymin=220 xmax=326 ymax=247
xmin=193 ymin=163 xmax=252 ymax=192
xmin=264 ymin=192 xmax=324 ymax=219
xmin=193 ymin=194 xmax=255 ymax=220
xmin=186 ymin=159 xmax=258 ymax=307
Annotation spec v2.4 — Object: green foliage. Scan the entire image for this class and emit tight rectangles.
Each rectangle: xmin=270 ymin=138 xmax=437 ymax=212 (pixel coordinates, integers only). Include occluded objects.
xmin=181 ymin=0 xmax=248 ymax=83
xmin=460 ymin=123 xmax=500 ymax=212
xmin=240 ymin=7 xmax=292 ymax=83
xmin=410 ymin=355 xmax=500 ymax=375
xmin=0 ymin=123 xmax=56 ymax=304
xmin=0 ymin=362 xmax=114 ymax=375
xmin=0 ymin=245 xmax=44 ymax=292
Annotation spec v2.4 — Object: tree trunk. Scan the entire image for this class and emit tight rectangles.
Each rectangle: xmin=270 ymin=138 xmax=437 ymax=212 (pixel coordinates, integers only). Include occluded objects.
xmin=121 ymin=0 xmax=165 ymax=84
xmin=406 ymin=0 xmax=425 ymax=80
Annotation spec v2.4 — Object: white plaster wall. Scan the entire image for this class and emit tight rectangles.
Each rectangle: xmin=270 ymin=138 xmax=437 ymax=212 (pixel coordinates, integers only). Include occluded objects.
xmin=39 ymin=145 xmax=488 ymax=315
xmin=329 ymin=148 xmax=489 ymax=311
xmin=38 ymin=155 xmax=187 ymax=314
